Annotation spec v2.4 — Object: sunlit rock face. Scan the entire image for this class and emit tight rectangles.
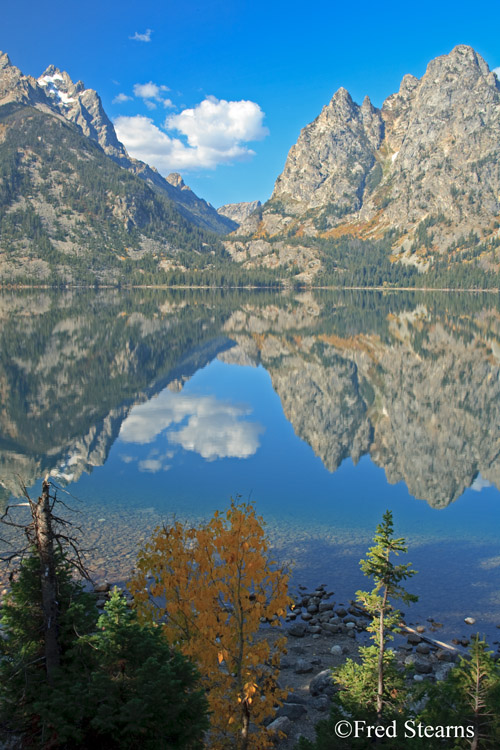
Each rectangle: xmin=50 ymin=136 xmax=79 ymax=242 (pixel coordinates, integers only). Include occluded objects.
xmin=217 ymin=201 xmax=262 ymax=226
xmin=227 ymin=45 xmax=500 ymax=275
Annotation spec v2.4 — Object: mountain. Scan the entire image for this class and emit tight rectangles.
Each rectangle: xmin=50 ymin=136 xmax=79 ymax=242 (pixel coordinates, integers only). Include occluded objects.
xmin=34 ymin=62 xmax=236 ymax=234
xmin=217 ymin=200 xmax=261 ymax=226
xmin=226 ymin=46 xmax=500 ymax=283
xmin=0 ymin=53 xmax=237 ymax=282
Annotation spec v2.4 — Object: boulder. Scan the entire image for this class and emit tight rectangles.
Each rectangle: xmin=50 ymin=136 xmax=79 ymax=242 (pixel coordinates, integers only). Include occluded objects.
xmin=309 ymin=669 xmax=336 ymax=697
xmin=288 ymin=623 xmax=306 ymax=638
xmin=294 ymin=659 xmax=314 ymax=674
xmin=414 ymin=658 xmax=433 ymax=674
xmin=267 ymin=716 xmax=292 ymax=737
xmin=416 ymin=643 xmax=431 ymax=655
xmin=277 ymin=702 xmax=307 ymax=721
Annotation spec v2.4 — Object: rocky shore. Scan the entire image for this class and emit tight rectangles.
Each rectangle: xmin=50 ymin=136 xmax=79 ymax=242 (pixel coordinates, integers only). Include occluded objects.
xmin=262 ymin=583 xmax=468 ymax=747
xmin=87 ymin=580 xmax=499 ymax=748
xmin=1 ymin=573 xmax=499 ymax=750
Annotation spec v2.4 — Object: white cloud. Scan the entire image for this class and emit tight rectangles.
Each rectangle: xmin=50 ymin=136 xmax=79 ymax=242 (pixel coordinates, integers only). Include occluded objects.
xmin=133 ymin=82 xmax=169 ymax=99
xmin=114 ymin=115 xmax=186 ymax=169
xmin=132 ymin=82 xmax=173 ymax=110
xmin=138 ymin=458 xmax=171 ymax=473
xmin=493 ymin=67 xmax=500 ymax=79
xmin=130 ymin=29 xmax=152 ymax=42
xmin=113 ymin=93 xmax=132 ymax=104
xmin=167 ymin=96 xmax=269 ymax=150
xmin=114 ymin=96 xmax=268 ymax=171
xmin=118 ymin=390 xmax=263 ymax=460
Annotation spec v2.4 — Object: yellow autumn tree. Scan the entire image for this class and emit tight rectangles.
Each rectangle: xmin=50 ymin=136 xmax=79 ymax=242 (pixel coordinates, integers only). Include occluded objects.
xmin=129 ymin=500 xmax=291 ymax=750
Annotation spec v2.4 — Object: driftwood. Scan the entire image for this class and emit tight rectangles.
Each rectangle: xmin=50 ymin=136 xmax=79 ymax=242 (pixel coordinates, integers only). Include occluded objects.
xmin=348 ymin=601 xmax=459 ymax=654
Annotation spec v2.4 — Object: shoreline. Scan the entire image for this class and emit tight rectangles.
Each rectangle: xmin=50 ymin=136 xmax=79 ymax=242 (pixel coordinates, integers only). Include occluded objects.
xmin=0 ymin=283 xmax=499 ymax=293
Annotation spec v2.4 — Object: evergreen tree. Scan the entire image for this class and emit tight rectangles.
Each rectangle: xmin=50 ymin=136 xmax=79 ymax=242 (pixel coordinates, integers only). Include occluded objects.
xmin=354 ymin=509 xmax=418 ymax=722
xmin=0 ymin=558 xmax=209 ymax=749
xmin=34 ymin=588 xmax=209 ymax=750
xmin=418 ymin=635 xmax=500 ymax=749
xmin=298 ymin=511 xmax=418 ymax=749
xmin=0 ymin=550 xmax=97 ymax=740
xmin=0 ymin=482 xmax=209 ymax=749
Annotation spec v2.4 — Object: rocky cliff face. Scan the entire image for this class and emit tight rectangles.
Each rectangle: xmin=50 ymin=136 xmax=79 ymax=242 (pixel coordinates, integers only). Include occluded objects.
xmin=217 ymin=200 xmax=262 ymax=226
xmin=0 ymin=52 xmax=53 ymax=110
xmin=38 ymin=65 xmax=128 ymax=162
xmin=227 ymin=46 xmax=500 ymax=277
xmin=273 ymin=90 xmax=383 ymax=214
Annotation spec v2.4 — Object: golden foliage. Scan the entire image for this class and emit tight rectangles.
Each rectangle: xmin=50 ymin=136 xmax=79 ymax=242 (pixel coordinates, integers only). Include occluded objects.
xmin=129 ymin=500 xmax=292 ymax=750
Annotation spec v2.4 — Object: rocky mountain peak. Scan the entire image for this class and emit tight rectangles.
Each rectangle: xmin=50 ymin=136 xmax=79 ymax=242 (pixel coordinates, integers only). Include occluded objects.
xmin=382 ymin=74 xmax=419 ymax=115
xmin=0 ymin=51 xmax=12 ymax=70
xmin=166 ymin=172 xmax=188 ymax=190
xmin=432 ymin=44 xmax=490 ymax=77
xmin=361 ymin=95 xmax=375 ymax=113
xmin=0 ymin=52 xmax=236 ymax=235
xmin=37 ymin=66 xmax=127 ymax=160
xmin=331 ymin=86 xmax=353 ymax=104
xmin=0 ymin=52 xmax=52 ymax=109
xmin=271 ymin=81 xmax=383 ymax=212
xmin=230 ymin=44 xmax=500 ymax=275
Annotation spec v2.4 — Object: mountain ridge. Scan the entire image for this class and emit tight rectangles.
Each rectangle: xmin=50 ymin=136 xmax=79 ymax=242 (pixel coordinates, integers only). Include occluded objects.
xmin=226 ymin=45 xmax=500 ymax=282
xmin=0 ymin=52 xmax=236 ymax=235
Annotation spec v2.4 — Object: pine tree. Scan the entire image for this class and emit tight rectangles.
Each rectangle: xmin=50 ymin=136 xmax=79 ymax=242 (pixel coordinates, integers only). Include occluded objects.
xmin=419 ymin=635 xmax=500 ymax=749
xmin=353 ymin=509 xmax=418 ymax=722
xmin=1 ymin=482 xmax=209 ymax=749
xmin=298 ymin=511 xmax=418 ymax=750
xmin=0 ymin=550 xmax=97 ymax=740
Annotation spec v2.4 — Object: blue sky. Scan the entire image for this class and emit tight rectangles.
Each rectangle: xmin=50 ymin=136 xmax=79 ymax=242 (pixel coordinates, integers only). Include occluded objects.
xmin=2 ymin=0 xmax=499 ymax=208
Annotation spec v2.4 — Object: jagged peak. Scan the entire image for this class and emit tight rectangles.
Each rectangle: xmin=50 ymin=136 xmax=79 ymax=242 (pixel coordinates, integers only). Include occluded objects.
xmin=38 ymin=66 xmax=86 ymax=95
xmin=38 ymin=65 xmax=73 ymax=87
xmin=382 ymin=73 xmax=420 ymax=113
xmin=166 ymin=172 xmax=188 ymax=190
xmin=399 ymin=73 xmax=419 ymax=92
xmin=448 ymin=44 xmax=488 ymax=65
xmin=0 ymin=51 xmax=12 ymax=69
xmin=427 ymin=44 xmax=490 ymax=78
xmin=331 ymin=86 xmax=354 ymax=105
xmin=42 ymin=64 xmax=63 ymax=77
xmin=361 ymin=94 xmax=377 ymax=113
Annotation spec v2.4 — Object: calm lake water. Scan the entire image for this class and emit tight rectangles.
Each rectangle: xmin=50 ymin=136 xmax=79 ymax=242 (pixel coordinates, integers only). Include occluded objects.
xmin=1 ymin=288 xmax=499 ymax=643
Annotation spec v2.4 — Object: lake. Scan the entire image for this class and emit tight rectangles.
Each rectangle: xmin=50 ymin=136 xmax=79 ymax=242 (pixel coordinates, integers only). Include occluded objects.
xmin=1 ymin=288 xmax=499 ymax=643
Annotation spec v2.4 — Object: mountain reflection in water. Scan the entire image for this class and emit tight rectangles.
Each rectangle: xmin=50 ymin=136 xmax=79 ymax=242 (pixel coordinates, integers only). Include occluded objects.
xmin=0 ymin=289 xmax=499 ymax=638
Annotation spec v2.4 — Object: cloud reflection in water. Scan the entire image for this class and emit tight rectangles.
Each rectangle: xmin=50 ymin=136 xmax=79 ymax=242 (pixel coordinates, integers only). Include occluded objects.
xmin=119 ymin=389 xmax=264 ymax=461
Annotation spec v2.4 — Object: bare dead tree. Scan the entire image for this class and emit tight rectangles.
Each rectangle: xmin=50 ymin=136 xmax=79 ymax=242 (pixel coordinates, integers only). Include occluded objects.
xmin=0 ymin=476 xmax=91 ymax=685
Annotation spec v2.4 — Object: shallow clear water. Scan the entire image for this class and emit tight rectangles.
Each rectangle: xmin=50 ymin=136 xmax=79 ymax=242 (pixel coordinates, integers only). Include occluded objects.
xmin=1 ymin=289 xmax=499 ymax=643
